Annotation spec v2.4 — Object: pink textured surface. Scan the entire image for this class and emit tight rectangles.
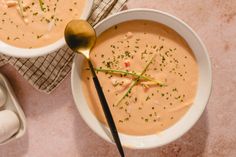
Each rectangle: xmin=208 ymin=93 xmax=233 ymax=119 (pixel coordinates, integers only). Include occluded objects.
xmin=0 ymin=0 xmax=236 ymax=156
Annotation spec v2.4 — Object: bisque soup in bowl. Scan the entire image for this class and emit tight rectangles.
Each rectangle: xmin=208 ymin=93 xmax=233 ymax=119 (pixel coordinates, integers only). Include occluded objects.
xmin=0 ymin=0 xmax=93 ymax=58
xmin=71 ymin=9 xmax=212 ymax=149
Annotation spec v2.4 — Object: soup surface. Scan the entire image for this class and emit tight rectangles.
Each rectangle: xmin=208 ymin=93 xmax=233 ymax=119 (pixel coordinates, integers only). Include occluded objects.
xmin=0 ymin=0 xmax=86 ymax=48
xmin=82 ymin=20 xmax=198 ymax=135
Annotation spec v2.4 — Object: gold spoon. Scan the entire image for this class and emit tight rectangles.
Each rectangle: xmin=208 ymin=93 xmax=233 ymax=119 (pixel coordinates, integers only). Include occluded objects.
xmin=64 ymin=20 xmax=125 ymax=157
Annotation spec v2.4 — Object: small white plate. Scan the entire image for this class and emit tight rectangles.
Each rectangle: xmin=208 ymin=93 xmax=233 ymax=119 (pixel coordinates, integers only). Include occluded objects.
xmin=0 ymin=73 xmax=26 ymax=145
xmin=71 ymin=9 xmax=212 ymax=149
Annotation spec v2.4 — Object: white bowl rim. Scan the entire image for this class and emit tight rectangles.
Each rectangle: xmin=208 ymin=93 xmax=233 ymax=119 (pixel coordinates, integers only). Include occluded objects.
xmin=71 ymin=8 xmax=212 ymax=149
xmin=0 ymin=0 xmax=94 ymax=58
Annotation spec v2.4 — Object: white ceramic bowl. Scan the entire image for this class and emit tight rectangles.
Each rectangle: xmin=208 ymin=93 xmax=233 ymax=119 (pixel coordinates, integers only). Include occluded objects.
xmin=71 ymin=9 xmax=212 ymax=149
xmin=0 ymin=0 xmax=94 ymax=58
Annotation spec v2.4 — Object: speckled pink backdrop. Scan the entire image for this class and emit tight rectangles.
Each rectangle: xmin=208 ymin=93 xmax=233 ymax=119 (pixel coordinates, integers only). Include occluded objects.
xmin=0 ymin=0 xmax=236 ymax=156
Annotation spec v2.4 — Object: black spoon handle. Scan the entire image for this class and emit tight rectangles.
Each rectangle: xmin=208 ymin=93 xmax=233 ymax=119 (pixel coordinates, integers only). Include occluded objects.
xmin=88 ymin=60 xmax=125 ymax=157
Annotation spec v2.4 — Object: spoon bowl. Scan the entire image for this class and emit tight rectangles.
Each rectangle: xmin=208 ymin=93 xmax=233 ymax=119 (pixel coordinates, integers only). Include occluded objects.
xmin=64 ymin=20 xmax=96 ymax=58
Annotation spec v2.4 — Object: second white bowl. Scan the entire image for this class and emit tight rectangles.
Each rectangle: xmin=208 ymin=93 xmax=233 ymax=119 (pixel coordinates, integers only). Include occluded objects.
xmin=0 ymin=0 xmax=94 ymax=58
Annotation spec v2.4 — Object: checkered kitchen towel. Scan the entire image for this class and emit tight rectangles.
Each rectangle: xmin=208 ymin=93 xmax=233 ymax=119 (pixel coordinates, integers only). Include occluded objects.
xmin=0 ymin=0 xmax=127 ymax=93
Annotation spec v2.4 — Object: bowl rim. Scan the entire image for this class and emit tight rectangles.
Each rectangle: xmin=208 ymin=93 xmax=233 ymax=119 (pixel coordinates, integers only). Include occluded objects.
xmin=0 ymin=0 xmax=94 ymax=58
xmin=71 ymin=8 xmax=212 ymax=149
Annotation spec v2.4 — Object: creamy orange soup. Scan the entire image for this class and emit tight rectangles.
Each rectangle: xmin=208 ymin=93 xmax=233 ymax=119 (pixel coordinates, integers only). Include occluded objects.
xmin=82 ymin=20 xmax=198 ymax=135
xmin=0 ymin=0 xmax=86 ymax=48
